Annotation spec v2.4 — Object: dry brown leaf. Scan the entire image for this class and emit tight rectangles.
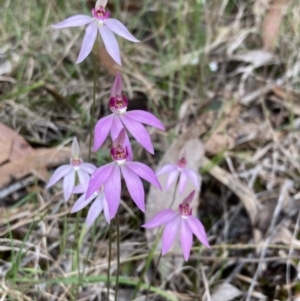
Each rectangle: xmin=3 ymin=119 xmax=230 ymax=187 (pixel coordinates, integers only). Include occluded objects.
xmin=262 ymin=0 xmax=289 ymax=51
xmin=0 ymin=123 xmax=34 ymax=161
xmin=146 ymin=134 xmax=205 ymax=276
xmin=0 ymin=148 xmax=70 ymax=189
xmin=0 ymin=139 xmax=12 ymax=165
xmin=204 ymin=105 xmax=240 ymax=154
xmin=211 ymin=283 xmax=243 ymax=301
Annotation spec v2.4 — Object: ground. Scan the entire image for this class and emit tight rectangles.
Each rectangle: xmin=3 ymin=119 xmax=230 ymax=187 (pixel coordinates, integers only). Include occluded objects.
xmin=1 ymin=0 xmax=300 ymax=300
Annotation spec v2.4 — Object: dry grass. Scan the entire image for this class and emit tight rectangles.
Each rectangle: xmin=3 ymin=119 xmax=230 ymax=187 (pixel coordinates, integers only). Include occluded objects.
xmin=1 ymin=0 xmax=300 ymax=300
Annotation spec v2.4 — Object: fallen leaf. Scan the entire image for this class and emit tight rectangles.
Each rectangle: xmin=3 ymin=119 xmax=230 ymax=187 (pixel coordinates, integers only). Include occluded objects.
xmin=211 ymin=283 xmax=243 ymax=301
xmin=0 ymin=123 xmax=34 ymax=161
xmin=0 ymin=148 xmax=70 ymax=189
xmin=262 ymin=0 xmax=289 ymax=51
xmin=0 ymin=139 xmax=12 ymax=164
xmin=204 ymin=105 xmax=240 ymax=154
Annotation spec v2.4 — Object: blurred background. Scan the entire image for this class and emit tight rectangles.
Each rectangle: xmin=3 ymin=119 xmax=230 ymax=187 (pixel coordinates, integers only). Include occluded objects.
xmin=1 ymin=0 xmax=300 ymax=300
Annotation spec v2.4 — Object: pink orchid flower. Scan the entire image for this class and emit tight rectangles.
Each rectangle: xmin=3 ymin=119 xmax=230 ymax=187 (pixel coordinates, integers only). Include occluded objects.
xmin=46 ymin=137 xmax=96 ymax=201
xmin=157 ymin=157 xmax=200 ymax=193
xmin=93 ymin=73 xmax=164 ymax=154
xmin=142 ymin=191 xmax=210 ymax=261
xmin=71 ymin=182 xmax=110 ymax=226
xmin=87 ymin=129 xmax=161 ymax=218
xmin=52 ymin=0 xmax=139 ymax=65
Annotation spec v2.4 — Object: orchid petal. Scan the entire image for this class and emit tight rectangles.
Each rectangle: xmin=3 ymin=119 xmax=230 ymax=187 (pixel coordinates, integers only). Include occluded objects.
xmin=120 ymin=165 xmax=145 ymax=212
xmin=162 ymin=215 xmax=181 ymax=256
xmin=71 ymin=193 xmax=95 ymax=213
xmin=93 ymin=114 xmax=114 ymax=151
xmin=113 ymin=128 xmax=126 ymax=147
xmin=73 ymin=183 xmax=88 ymax=194
xmin=182 ymin=190 xmax=196 ymax=205
xmin=142 ymin=209 xmax=178 ymax=228
xmin=110 ymin=115 xmax=124 ymax=140
xmin=125 ymin=161 xmax=161 ymax=189
xmin=52 ymin=15 xmax=93 ymax=29
xmin=186 ymin=168 xmax=200 ymax=190
xmin=187 ymin=217 xmax=210 ymax=248
xmin=72 ymin=137 xmax=80 ymax=157
xmin=81 ymin=163 xmax=97 ymax=174
xmin=125 ymin=110 xmax=164 ymax=130
xmin=46 ymin=165 xmax=73 ymax=188
xmin=120 ymin=115 xmax=154 ymax=154
xmin=166 ymin=169 xmax=179 ymax=190
xmin=77 ymin=169 xmax=90 ymax=184
xmin=99 ymin=26 xmax=121 ymax=66
xmin=76 ymin=21 xmax=98 ymax=64
xmin=104 ymin=165 xmax=121 ymax=218
xmin=156 ymin=164 xmax=177 ymax=176
xmin=178 ymin=170 xmax=188 ymax=194
xmin=111 ymin=72 xmax=123 ymax=97
xmin=103 ymin=196 xmax=111 ymax=224
xmin=86 ymin=194 xmax=104 ymax=227
xmin=104 ymin=19 xmax=139 ymax=42
xmin=180 ymin=218 xmax=193 ymax=261
xmin=86 ymin=163 xmax=115 ymax=198
xmin=110 ymin=117 xmax=133 ymax=160
xmin=63 ymin=169 xmax=75 ymax=201
xmin=95 ymin=0 xmax=107 ymax=9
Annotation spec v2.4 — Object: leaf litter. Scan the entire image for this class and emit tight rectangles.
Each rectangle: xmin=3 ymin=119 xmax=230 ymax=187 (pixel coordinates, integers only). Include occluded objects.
xmin=2 ymin=0 xmax=300 ymax=300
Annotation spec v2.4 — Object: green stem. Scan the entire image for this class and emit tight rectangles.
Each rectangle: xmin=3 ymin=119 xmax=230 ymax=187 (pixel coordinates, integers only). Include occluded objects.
xmin=115 ymin=215 xmax=120 ymax=301
xmin=89 ymin=43 xmax=98 ymax=160
xmin=132 ymin=179 xmax=179 ymax=299
xmin=107 ymin=223 xmax=112 ymax=300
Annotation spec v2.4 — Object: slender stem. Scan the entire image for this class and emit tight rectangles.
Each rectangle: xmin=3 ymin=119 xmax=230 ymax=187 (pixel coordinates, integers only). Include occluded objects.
xmin=132 ymin=180 xmax=179 ymax=300
xmin=115 ymin=215 xmax=121 ymax=301
xmin=107 ymin=223 xmax=112 ymax=300
xmin=88 ymin=43 xmax=98 ymax=160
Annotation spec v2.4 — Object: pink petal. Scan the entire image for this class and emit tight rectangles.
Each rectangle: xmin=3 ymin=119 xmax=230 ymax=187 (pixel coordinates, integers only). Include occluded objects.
xmin=52 ymin=15 xmax=93 ymax=28
xmin=76 ymin=21 xmax=98 ymax=64
xmin=186 ymin=168 xmax=200 ymax=190
xmin=142 ymin=209 xmax=178 ymax=228
xmin=71 ymin=193 xmax=95 ymax=213
xmin=104 ymin=165 xmax=121 ymax=218
xmin=110 ymin=117 xmax=133 ymax=161
xmin=73 ymin=183 xmax=88 ymax=194
xmin=110 ymin=115 xmax=124 ymax=140
xmin=125 ymin=161 xmax=161 ymax=189
xmin=95 ymin=0 xmax=108 ymax=9
xmin=162 ymin=215 xmax=181 ymax=256
xmin=86 ymin=163 xmax=115 ymax=198
xmin=103 ymin=196 xmax=111 ymax=224
xmin=182 ymin=190 xmax=196 ymax=205
xmin=120 ymin=165 xmax=145 ymax=212
xmin=86 ymin=194 xmax=104 ymax=227
xmin=125 ymin=110 xmax=164 ymax=130
xmin=178 ymin=170 xmax=188 ymax=194
xmin=113 ymin=128 xmax=126 ymax=147
xmin=46 ymin=165 xmax=73 ymax=188
xmin=166 ymin=169 xmax=179 ymax=190
xmin=63 ymin=169 xmax=75 ymax=201
xmin=99 ymin=26 xmax=121 ymax=66
xmin=156 ymin=164 xmax=177 ymax=176
xmin=104 ymin=19 xmax=139 ymax=42
xmin=81 ymin=163 xmax=97 ymax=174
xmin=180 ymin=218 xmax=193 ymax=261
xmin=187 ymin=217 xmax=210 ymax=248
xmin=77 ymin=169 xmax=90 ymax=184
xmin=93 ymin=115 xmax=114 ymax=151
xmin=110 ymin=72 xmax=123 ymax=97
xmin=120 ymin=115 xmax=154 ymax=154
